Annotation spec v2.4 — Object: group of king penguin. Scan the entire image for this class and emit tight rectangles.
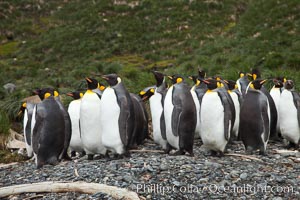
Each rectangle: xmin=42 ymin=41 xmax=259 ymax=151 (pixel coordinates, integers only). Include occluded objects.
xmin=19 ymin=74 xmax=148 ymax=168
xmin=139 ymin=68 xmax=300 ymax=156
xmin=19 ymin=69 xmax=300 ymax=168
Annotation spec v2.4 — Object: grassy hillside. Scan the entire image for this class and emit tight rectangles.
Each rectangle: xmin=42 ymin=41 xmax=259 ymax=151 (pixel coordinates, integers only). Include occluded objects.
xmin=0 ymin=0 xmax=299 ymax=123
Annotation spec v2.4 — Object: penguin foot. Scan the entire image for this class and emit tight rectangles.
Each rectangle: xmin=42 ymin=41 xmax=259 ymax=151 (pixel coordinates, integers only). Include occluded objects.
xmin=123 ymin=151 xmax=131 ymax=158
xmin=62 ymin=152 xmax=72 ymax=161
xmin=210 ymin=150 xmax=217 ymax=156
xmin=286 ymin=142 xmax=297 ymax=150
xmin=270 ymin=136 xmax=282 ymax=142
xmin=259 ymin=150 xmax=267 ymax=156
xmin=210 ymin=151 xmax=224 ymax=157
xmin=71 ymin=151 xmax=76 ymax=158
xmin=172 ymin=150 xmax=185 ymax=156
xmin=80 ymin=151 xmax=86 ymax=157
xmin=87 ymin=154 xmax=94 ymax=160
xmin=245 ymin=146 xmax=254 ymax=155
xmin=163 ymin=145 xmax=172 ymax=154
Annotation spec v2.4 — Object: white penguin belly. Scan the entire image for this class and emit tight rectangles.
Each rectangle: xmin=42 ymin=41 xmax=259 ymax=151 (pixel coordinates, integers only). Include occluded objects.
xmin=150 ymin=91 xmax=168 ymax=149
xmin=191 ymin=88 xmax=201 ymax=137
xmin=164 ymin=86 xmax=179 ymax=149
xmin=230 ymin=92 xmax=240 ymax=138
xmin=68 ymin=100 xmax=83 ymax=153
xmin=100 ymin=88 xmax=124 ymax=154
xmin=200 ymin=92 xmax=227 ymax=152
xmin=80 ymin=93 xmax=106 ymax=155
xmin=279 ymin=91 xmax=300 ymax=144
xmin=23 ymin=109 xmax=33 ymax=157
xmin=270 ymin=88 xmax=281 ymax=132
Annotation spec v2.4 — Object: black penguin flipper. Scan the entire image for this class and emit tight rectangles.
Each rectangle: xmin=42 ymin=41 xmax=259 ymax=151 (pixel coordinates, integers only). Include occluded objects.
xmin=160 ymin=113 xmax=167 ymax=140
xmin=118 ymin=97 xmax=132 ymax=147
xmin=32 ymin=105 xmax=44 ymax=155
xmin=291 ymin=91 xmax=300 ymax=128
xmin=171 ymin=105 xmax=182 ymax=137
xmin=195 ymin=89 xmax=207 ymax=107
xmin=234 ymin=89 xmax=243 ymax=106
xmin=261 ymin=101 xmax=270 ymax=142
xmin=261 ymin=87 xmax=277 ymax=138
xmin=56 ymin=98 xmax=72 ymax=160
xmin=217 ymin=90 xmax=231 ymax=141
xmin=79 ymin=119 xmax=81 ymax=138
xmin=160 ymin=90 xmax=167 ymax=140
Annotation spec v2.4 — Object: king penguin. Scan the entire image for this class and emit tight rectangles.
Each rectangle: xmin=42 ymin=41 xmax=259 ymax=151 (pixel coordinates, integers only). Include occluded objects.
xmin=31 ymin=88 xmax=65 ymax=168
xmin=270 ymin=77 xmax=285 ymax=137
xmin=147 ymin=71 xmax=170 ymax=151
xmin=80 ymin=77 xmax=107 ymax=160
xmin=33 ymin=88 xmax=72 ymax=160
xmin=100 ymin=74 xmax=134 ymax=156
xmin=67 ymin=91 xmax=84 ymax=157
xmin=247 ymin=69 xmax=278 ymax=141
xmin=239 ymin=79 xmax=270 ymax=155
xmin=199 ymin=79 xmax=232 ymax=156
xmin=279 ymin=80 xmax=300 ymax=149
xmin=19 ymin=102 xmax=35 ymax=157
xmin=164 ymin=74 xmax=196 ymax=156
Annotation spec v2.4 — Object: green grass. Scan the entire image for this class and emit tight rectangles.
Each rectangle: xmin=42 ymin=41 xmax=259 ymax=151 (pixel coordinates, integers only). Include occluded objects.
xmin=0 ymin=0 xmax=299 ymax=129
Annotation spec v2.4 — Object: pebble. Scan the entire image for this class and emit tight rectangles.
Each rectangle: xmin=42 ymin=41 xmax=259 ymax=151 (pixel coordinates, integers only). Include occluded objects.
xmin=239 ymin=172 xmax=248 ymax=180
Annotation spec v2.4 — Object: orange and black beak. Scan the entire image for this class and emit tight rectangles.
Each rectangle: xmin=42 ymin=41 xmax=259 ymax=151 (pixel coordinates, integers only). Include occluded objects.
xmin=85 ymin=77 xmax=92 ymax=83
xmin=66 ymin=93 xmax=73 ymax=97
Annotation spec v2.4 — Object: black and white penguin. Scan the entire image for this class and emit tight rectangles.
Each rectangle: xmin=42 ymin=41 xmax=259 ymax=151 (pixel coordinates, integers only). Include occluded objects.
xmin=279 ymin=80 xmax=300 ymax=149
xmin=225 ymin=80 xmax=242 ymax=140
xmin=19 ymin=102 xmax=35 ymax=157
xmin=236 ymin=71 xmax=249 ymax=97
xmin=239 ymin=79 xmax=270 ymax=155
xmin=147 ymin=71 xmax=169 ymax=151
xmin=100 ymin=74 xmax=134 ymax=156
xmin=80 ymin=77 xmax=107 ymax=160
xmin=270 ymin=77 xmax=285 ymax=135
xmin=129 ymin=93 xmax=149 ymax=146
xmin=199 ymin=79 xmax=233 ymax=156
xmin=31 ymin=88 xmax=66 ymax=168
xmin=139 ymin=71 xmax=170 ymax=151
xmin=33 ymin=88 xmax=72 ymax=160
xmin=247 ymin=69 xmax=278 ymax=141
xmin=164 ymin=74 xmax=196 ymax=155
xmin=67 ymin=91 xmax=84 ymax=157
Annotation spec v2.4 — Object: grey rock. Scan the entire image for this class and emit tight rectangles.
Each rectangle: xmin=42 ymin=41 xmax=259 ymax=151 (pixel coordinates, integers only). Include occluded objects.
xmin=240 ymin=172 xmax=248 ymax=180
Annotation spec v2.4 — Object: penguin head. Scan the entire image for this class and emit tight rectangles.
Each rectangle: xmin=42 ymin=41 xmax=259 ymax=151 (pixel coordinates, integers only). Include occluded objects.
xmin=202 ymin=79 xmax=218 ymax=90
xmin=168 ymin=74 xmax=184 ymax=85
xmin=102 ymin=74 xmax=120 ymax=87
xmin=67 ymin=91 xmax=83 ymax=100
xmin=213 ymin=76 xmax=226 ymax=88
xmin=85 ymin=77 xmax=100 ymax=90
xmin=272 ymin=77 xmax=284 ymax=88
xmin=198 ymin=69 xmax=206 ymax=79
xmin=34 ymin=88 xmax=58 ymax=100
xmin=284 ymin=80 xmax=294 ymax=90
xmin=18 ymin=102 xmax=27 ymax=116
xmin=238 ymin=71 xmax=245 ymax=78
xmin=248 ymin=68 xmax=261 ymax=80
xmin=152 ymin=71 xmax=165 ymax=87
xmin=250 ymin=79 xmax=267 ymax=90
xmin=139 ymin=85 xmax=156 ymax=101
xmin=225 ymin=80 xmax=237 ymax=90
xmin=188 ymin=75 xmax=198 ymax=84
